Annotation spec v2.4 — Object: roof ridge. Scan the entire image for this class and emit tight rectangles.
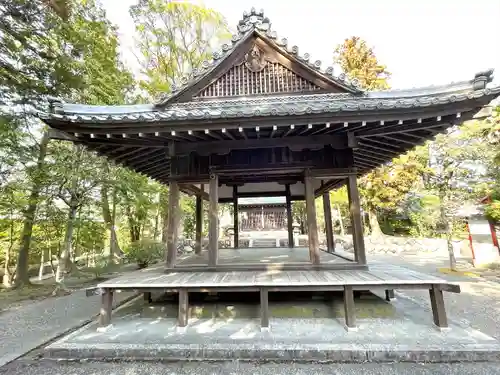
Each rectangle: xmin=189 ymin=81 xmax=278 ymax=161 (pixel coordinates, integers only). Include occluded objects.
xmin=154 ymin=7 xmax=363 ymax=107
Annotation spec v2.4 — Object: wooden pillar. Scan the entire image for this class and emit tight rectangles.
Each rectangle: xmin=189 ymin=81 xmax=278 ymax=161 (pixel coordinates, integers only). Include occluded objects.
xmin=166 ymin=179 xmax=180 ymax=268
xmin=343 ymin=286 xmax=356 ymax=329
xmin=429 ymin=285 xmax=448 ymax=328
xmin=304 ymin=171 xmax=320 ymax=265
xmin=233 ymin=185 xmax=239 ymax=249
xmin=208 ymin=173 xmax=219 ymax=267
xmin=322 ymin=189 xmax=334 ymax=253
xmin=99 ymin=289 xmax=113 ymax=327
xmin=195 ymin=190 xmax=203 ymax=255
xmin=178 ymin=289 xmax=189 ymax=329
xmin=347 ymin=174 xmax=367 ymax=265
xmin=285 ymin=184 xmax=294 ymax=248
xmin=260 ymin=288 xmax=270 ymax=331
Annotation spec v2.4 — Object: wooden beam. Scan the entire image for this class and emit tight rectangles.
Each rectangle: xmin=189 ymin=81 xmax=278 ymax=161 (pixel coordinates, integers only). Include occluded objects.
xmin=304 ymin=171 xmax=320 ymax=265
xmin=166 ymin=142 xmax=179 ymax=268
xmin=175 ymin=134 xmax=349 ymax=155
xmin=260 ymin=288 xmax=270 ymax=331
xmin=195 ymin=192 xmax=203 ymax=254
xmin=343 ymin=285 xmax=356 ymax=329
xmin=233 ymin=185 xmax=239 ymax=249
xmin=285 ymin=184 xmax=294 ymax=248
xmin=178 ymin=289 xmax=189 ymax=328
xmin=347 ymin=174 xmax=366 ymax=265
xmin=357 ymin=121 xmax=450 ymax=138
xmin=208 ymin=173 xmax=219 ymax=267
xmin=99 ymin=289 xmax=113 ymax=327
xmin=323 ymin=188 xmax=335 ymax=253
xmin=429 ymin=285 xmax=448 ymax=328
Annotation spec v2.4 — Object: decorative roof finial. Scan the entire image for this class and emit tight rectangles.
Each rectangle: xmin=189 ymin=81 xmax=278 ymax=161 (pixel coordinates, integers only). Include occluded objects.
xmin=237 ymin=8 xmax=270 ymax=33
xmin=473 ymin=69 xmax=494 ymax=90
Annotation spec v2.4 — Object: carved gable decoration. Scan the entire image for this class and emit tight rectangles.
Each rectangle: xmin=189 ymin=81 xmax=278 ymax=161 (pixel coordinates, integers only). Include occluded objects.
xmin=194 ymin=44 xmax=323 ymax=98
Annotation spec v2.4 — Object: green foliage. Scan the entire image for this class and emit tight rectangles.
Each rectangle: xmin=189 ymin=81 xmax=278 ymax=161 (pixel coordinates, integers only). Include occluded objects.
xmin=333 ymin=36 xmax=391 ymax=91
xmin=125 ymin=239 xmax=165 ymax=268
xmin=130 ymin=0 xmax=230 ymax=96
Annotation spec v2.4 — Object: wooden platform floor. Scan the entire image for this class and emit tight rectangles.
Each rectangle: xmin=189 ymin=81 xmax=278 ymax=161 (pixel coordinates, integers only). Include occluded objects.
xmin=97 ymin=261 xmax=452 ymax=290
xmin=176 ymin=247 xmax=349 ymax=267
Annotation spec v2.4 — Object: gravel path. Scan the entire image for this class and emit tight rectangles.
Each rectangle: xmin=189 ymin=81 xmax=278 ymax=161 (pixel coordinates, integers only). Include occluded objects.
xmin=0 ymin=289 xmax=136 ymax=367
xmin=371 ymin=253 xmax=500 ymax=340
xmin=3 ymin=360 xmax=500 ymax=375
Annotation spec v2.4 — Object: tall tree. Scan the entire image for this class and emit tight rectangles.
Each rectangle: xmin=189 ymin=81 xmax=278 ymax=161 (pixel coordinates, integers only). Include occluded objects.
xmin=333 ymin=36 xmax=418 ymax=235
xmin=130 ymin=0 xmax=230 ymax=96
xmin=333 ymin=36 xmax=391 ymax=91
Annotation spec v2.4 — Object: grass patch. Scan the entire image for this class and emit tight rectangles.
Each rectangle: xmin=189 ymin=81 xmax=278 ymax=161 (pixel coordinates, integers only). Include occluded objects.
xmin=0 ymin=283 xmax=55 ymax=312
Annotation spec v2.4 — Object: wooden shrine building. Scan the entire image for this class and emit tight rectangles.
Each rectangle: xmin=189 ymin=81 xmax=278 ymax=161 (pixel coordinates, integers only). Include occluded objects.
xmin=38 ymin=8 xmax=500 ymax=331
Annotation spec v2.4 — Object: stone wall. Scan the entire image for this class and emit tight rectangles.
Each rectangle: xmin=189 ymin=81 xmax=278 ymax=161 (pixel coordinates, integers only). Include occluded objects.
xmin=332 ymin=235 xmax=470 ymax=256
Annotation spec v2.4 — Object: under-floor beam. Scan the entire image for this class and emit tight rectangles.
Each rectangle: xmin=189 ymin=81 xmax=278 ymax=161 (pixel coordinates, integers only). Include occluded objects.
xmin=429 ymin=285 xmax=448 ymax=328
xmin=178 ymin=289 xmax=189 ymax=328
xmin=343 ymin=285 xmax=356 ymax=329
xmin=260 ymin=288 xmax=270 ymax=331
xmin=99 ymin=289 xmax=113 ymax=327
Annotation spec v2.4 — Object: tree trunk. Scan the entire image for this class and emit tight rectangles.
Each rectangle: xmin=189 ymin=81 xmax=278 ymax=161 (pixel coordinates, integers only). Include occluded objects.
xmin=55 ymin=197 xmax=78 ymax=287
xmin=38 ymin=248 xmax=46 ymax=280
xmin=439 ymin=196 xmax=457 ymax=271
xmin=101 ymin=180 xmax=121 ymax=263
xmin=3 ymin=217 xmax=14 ymax=287
xmin=14 ymin=130 xmax=50 ymax=287
xmin=368 ymin=209 xmax=383 ymax=237
xmin=336 ymin=205 xmax=345 ymax=236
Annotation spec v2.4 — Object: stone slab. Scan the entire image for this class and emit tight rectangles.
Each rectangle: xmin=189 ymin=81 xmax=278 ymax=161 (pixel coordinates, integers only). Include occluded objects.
xmin=42 ymin=291 xmax=500 ymax=363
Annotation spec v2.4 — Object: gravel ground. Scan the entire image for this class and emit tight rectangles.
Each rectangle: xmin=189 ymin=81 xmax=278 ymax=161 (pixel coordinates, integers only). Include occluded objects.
xmin=371 ymin=253 xmax=500 ymax=340
xmin=3 ymin=360 xmax=500 ymax=375
xmin=0 ymin=290 xmax=136 ymax=367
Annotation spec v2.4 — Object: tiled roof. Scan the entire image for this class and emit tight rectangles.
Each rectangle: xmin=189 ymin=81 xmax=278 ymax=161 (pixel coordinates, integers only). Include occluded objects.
xmin=39 ymin=83 xmax=500 ymax=124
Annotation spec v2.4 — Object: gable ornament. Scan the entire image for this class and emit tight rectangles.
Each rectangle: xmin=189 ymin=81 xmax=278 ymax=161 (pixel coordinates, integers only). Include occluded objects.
xmin=245 ymin=45 xmax=267 ymax=73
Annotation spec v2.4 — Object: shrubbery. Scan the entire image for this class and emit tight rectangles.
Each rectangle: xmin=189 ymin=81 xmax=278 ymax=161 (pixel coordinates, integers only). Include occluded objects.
xmin=125 ymin=239 xmax=165 ymax=268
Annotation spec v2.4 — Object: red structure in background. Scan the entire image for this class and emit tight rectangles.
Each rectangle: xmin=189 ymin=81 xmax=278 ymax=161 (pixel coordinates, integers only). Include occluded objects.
xmin=479 ymin=195 xmax=499 ymax=250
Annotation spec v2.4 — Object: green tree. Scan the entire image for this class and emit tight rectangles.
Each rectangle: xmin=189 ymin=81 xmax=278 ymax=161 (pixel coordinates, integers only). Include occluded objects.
xmin=428 ymin=120 xmax=497 ymax=270
xmin=130 ymin=0 xmax=230 ymax=96
xmin=333 ymin=36 xmax=425 ymax=236
xmin=333 ymin=36 xmax=391 ymax=91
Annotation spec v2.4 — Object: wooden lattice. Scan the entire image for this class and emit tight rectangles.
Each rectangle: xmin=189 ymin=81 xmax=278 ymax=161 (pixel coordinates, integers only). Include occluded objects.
xmin=195 ymin=61 xmax=322 ymax=98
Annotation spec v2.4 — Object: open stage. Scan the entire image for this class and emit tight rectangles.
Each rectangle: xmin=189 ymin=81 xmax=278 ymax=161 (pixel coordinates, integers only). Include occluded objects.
xmin=90 ymin=247 xmax=460 ymax=332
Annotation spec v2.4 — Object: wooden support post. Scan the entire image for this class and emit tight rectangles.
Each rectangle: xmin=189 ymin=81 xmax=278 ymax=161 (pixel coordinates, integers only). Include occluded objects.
xmin=260 ymin=288 xmax=270 ymax=331
xmin=285 ymin=184 xmax=294 ymax=248
xmin=166 ymin=180 xmax=180 ymax=268
xmin=429 ymin=285 xmax=448 ymax=328
xmin=195 ymin=190 xmax=203 ymax=255
xmin=178 ymin=289 xmax=189 ymax=329
xmin=322 ymin=189 xmax=334 ymax=253
xmin=99 ymin=289 xmax=113 ymax=327
xmin=385 ymin=289 xmax=395 ymax=301
xmin=304 ymin=172 xmax=320 ymax=265
xmin=144 ymin=292 xmax=152 ymax=303
xmin=208 ymin=173 xmax=219 ymax=267
xmin=233 ymin=185 xmax=239 ymax=249
xmin=347 ymin=174 xmax=367 ymax=265
xmin=343 ymin=285 xmax=356 ymax=329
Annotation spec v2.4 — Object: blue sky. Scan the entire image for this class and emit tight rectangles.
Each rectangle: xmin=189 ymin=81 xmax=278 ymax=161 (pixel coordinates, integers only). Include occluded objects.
xmin=103 ymin=0 xmax=500 ymax=89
